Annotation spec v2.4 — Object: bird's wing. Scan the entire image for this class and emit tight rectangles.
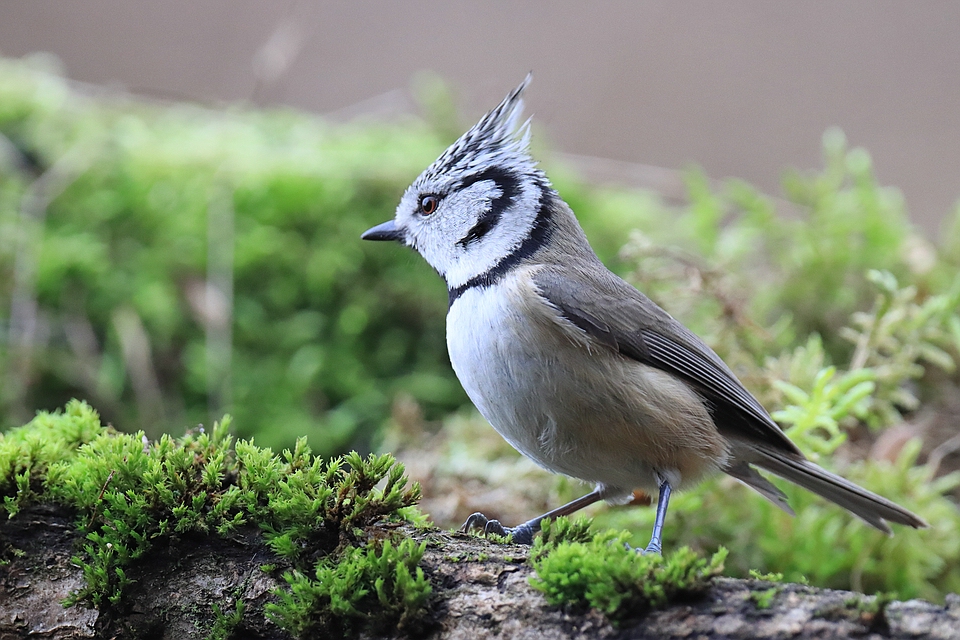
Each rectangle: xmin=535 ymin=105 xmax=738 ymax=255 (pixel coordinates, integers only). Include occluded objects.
xmin=532 ymin=266 xmax=801 ymax=455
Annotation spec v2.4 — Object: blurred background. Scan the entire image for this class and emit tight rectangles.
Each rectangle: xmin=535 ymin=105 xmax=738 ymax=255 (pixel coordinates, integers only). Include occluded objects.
xmin=2 ymin=1 xmax=960 ymax=599
xmin=3 ymin=2 xmax=960 ymax=235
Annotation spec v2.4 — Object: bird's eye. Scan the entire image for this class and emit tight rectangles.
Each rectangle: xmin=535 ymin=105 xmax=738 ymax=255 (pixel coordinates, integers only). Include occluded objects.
xmin=419 ymin=195 xmax=440 ymax=216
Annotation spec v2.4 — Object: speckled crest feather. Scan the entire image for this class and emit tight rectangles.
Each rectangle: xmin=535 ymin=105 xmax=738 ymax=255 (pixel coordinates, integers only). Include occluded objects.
xmin=416 ymin=74 xmax=543 ymax=190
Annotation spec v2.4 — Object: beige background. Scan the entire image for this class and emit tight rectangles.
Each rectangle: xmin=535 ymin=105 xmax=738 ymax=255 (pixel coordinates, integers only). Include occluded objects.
xmin=2 ymin=1 xmax=958 ymax=236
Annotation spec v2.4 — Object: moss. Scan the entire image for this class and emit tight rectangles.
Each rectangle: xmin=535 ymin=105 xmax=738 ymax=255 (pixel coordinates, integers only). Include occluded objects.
xmin=746 ymin=569 xmax=785 ymax=609
xmin=535 ymin=515 xmax=596 ymax=549
xmin=0 ymin=399 xmax=105 ymax=517
xmin=529 ymin=517 xmax=727 ymax=622
xmin=0 ymin=401 xmax=428 ymax=637
xmin=748 ymin=569 xmax=784 ymax=582
xmin=206 ymin=600 xmax=245 ymax=640
xmin=749 ymin=586 xmax=779 ymax=610
xmin=812 ymin=592 xmax=894 ymax=634
xmin=266 ymin=538 xmax=431 ymax=637
xmin=444 ymin=551 xmax=490 ymax=563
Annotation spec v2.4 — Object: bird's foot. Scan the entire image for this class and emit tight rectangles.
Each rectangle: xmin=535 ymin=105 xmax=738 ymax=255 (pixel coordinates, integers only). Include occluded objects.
xmin=632 ymin=539 xmax=662 ymax=556
xmin=459 ymin=512 xmax=536 ymax=545
xmin=623 ymin=538 xmax=662 ymax=555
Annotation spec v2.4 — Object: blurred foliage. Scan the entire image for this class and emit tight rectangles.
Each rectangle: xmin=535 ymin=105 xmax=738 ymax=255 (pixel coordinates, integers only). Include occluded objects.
xmin=620 ymin=129 xmax=960 ymax=367
xmin=0 ymin=55 xmax=649 ymax=452
xmin=0 ymin=55 xmax=451 ymax=452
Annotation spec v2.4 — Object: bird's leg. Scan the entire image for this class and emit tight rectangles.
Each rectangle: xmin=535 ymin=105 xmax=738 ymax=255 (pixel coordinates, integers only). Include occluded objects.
xmin=460 ymin=488 xmax=605 ymax=545
xmin=642 ymin=479 xmax=672 ymax=555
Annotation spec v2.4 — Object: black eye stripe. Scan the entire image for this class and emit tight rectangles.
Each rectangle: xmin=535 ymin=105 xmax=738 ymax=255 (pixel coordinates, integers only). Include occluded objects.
xmin=448 ymin=186 xmax=553 ymax=305
xmin=455 ymin=167 xmax=521 ymax=247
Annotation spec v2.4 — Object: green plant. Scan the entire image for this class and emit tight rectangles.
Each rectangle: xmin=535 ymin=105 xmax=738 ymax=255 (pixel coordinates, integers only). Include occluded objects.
xmin=534 ymin=516 xmax=596 ymax=551
xmin=238 ymin=445 xmax=422 ymax=567
xmin=619 ymin=130 xmax=954 ymax=368
xmin=266 ymin=538 xmax=431 ymax=637
xmin=0 ymin=398 xmax=104 ymax=516
xmin=839 ymin=269 xmax=960 ymax=426
xmin=206 ymin=600 xmax=245 ymax=640
xmin=0 ymin=400 xmax=429 ymax=634
xmin=748 ymin=569 xmax=784 ymax=582
xmin=749 ymin=586 xmax=779 ymax=610
xmin=529 ymin=521 xmax=727 ymax=622
xmin=46 ymin=414 xmax=243 ymax=605
xmin=771 ymin=362 xmax=872 ymax=458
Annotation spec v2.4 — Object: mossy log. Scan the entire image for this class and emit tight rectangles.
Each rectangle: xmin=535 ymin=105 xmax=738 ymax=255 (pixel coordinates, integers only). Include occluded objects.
xmin=2 ymin=505 xmax=958 ymax=640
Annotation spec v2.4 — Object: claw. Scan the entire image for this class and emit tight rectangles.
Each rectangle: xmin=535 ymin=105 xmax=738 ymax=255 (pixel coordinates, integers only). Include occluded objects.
xmin=482 ymin=518 xmax=508 ymax=537
xmin=458 ymin=512 xmax=536 ymax=545
xmin=460 ymin=512 xmax=490 ymax=534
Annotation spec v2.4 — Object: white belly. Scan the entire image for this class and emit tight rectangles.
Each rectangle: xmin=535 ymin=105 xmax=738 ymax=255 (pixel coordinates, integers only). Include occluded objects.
xmin=446 ymin=270 xmax=724 ymax=496
xmin=447 ymin=282 xmax=562 ymax=464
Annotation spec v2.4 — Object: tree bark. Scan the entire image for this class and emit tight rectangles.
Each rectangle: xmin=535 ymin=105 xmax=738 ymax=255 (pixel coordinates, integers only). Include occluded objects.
xmin=2 ymin=505 xmax=958 ymax=639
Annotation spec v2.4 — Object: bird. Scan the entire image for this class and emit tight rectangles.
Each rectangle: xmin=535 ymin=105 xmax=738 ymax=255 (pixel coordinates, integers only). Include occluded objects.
xmin=361 ymin=75 xmax=927 ymax=554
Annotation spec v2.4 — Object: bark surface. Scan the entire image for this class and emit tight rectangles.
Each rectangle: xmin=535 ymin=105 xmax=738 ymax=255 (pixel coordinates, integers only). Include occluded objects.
xmin=2 ymin=505 xmax=958 ymax=639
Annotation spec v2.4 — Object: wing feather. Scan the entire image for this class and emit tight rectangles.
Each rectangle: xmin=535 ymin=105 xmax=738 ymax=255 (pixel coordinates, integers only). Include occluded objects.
xmin=532 ymin=266 xmax=800 ymax=455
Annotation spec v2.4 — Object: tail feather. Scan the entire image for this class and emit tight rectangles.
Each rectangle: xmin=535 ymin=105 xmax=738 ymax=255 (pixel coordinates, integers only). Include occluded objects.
xmin=725 ymin=461 xmax=795 ymax=516
xmin=730 ymin=446 xmax=928 ymax=535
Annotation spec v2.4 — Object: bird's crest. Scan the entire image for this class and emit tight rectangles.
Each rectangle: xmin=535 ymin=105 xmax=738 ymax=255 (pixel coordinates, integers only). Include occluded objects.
xmin=419 ymin=74 xmax=538 ymax=186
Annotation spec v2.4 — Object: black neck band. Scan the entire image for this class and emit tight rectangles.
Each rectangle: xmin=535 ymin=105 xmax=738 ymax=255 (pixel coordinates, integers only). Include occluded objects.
xmin=447 ymin=191 xmax=554 ymax=307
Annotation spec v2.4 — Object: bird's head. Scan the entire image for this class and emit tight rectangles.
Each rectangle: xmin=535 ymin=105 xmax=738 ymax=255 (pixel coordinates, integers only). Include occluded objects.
xmin=362 ymin=75 xmax=551 ymax=290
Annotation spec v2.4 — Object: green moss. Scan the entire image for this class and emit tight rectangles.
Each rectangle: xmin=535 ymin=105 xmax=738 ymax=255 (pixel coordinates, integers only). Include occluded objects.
xmin=206 ymin=600 xmax=245 ymax=640
xmin=748 ymin=569 xmax=784 ymax=582
xmin=815 ymin=592 xmax=894 ymax=633
xmin=529 ymin=517 xmax=727 ymax=622
xmin=266 ymin=538 xmax=431 ymax=637
xmin=749 ymin=586 xmax=779 ymax=609
xmin=443 ymin=551 xmax=489 ymax=563
xmin=842 ymin=591 xmax=894 ymax=618
xmin=535 ymin=516 xmax=596 ymax=549
xmin=0 ymin=401 xmax=428 ymax=636
xmin=0 ymin=399 xmax=105 ymax=517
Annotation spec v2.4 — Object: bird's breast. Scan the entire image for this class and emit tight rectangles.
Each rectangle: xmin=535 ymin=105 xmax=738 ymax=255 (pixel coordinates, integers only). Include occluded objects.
xmin=445 ymin=267 xmax=727 ymax=493
xmin=446 ymin=273 xmax=553 ymax=459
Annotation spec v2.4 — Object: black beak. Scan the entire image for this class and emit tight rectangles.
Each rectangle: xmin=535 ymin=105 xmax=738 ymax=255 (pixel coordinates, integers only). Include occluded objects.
xmin=361 ymin=220 xmax=403 ymax=242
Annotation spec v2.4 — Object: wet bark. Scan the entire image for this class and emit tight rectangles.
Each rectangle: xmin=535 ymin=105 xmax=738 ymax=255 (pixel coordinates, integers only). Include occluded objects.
xmin=2 ymin=505 xmax=958 ymax=639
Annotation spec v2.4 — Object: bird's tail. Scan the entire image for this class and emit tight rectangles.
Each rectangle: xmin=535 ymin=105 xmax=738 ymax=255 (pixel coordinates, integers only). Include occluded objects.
xmin=735 ymin=445 xmax=928 ymax=535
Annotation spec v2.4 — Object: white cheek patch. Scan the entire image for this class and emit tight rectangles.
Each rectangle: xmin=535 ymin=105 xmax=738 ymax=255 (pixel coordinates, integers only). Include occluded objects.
xmin=385 ymin=76 xmax=552 ymax=289
xmin=409 ymin=188 xmax=486 ymax=275
xmin=442 ymin=179 xmax=542 ymax=289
